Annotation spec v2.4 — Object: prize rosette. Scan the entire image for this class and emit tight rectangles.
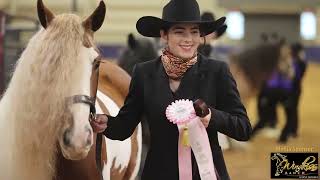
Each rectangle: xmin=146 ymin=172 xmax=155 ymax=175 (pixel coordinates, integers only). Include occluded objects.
xmin=165 ymin=99 xmax=217 ymax=180
xmin=165 ymin=99 xmax=196 ymax=125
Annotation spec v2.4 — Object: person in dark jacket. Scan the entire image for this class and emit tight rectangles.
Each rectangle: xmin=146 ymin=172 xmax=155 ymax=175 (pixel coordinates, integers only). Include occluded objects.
xmin=279 ymin=42 xmax=307 ymax=140
xmin=91 ymin=0 xmax=252 ymax=179
xmin=252 ymin=42 xmax=307 ymax=143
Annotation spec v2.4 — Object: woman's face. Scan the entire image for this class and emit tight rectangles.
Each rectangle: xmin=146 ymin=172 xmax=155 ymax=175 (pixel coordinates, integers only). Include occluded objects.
xmin=160 ymin=23 xmax=201 ymax=59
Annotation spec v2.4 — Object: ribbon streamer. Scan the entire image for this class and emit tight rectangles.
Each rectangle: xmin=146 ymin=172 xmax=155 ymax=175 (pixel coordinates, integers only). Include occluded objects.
xmin=166 ymin=99 xmax=217 ymax=180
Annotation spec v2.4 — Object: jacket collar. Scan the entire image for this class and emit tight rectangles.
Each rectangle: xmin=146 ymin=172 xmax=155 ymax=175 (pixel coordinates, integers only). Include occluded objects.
xmin=150 ymin=54 xmax=209 ymax=102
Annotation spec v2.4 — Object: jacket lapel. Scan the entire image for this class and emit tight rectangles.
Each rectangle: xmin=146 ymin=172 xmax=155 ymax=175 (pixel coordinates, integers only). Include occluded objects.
xmin=148 ymin=58 xmax=174 ymax=111
xmin=176 ymin=55 xmax=209 ymax=101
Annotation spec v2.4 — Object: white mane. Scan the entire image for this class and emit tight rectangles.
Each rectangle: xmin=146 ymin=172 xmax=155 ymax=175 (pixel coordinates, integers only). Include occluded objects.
xmin=0 ymin=14 xmax=93 ymax=180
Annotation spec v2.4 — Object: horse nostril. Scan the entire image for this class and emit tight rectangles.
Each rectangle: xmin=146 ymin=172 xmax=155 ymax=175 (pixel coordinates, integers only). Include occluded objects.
xmin=85 ymin=125 xmax=93 ymax=146
xmin=63 ymin=128 xmax=72 ymax=147
xmin=86 ymin=136 xmax=92 ymax=147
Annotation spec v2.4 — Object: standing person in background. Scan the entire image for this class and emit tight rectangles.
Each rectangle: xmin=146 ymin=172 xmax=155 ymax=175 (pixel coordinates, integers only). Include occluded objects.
xmin=281 ymin=42 xmax=308 ymax=139
xmin=252 ymin=42 xmax=304 ymax=143
xmin=273 ymin=42 xmax=307 ymax=143
xmin=91 ymin=0 xmax=252 ymax=179
xmin=252 ymin=35 xmax=287 ymax=132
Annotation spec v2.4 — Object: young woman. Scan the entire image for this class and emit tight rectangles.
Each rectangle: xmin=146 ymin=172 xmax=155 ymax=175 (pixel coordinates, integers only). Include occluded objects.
xmin=91 ymin=0 xmax=252 ymax=179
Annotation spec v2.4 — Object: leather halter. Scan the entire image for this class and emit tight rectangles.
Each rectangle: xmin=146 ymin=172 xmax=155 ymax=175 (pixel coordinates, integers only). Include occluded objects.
xmin=89 ymin=54 xmax=105 ymax=180
xmin=66 ymin=52 xmax=104 ymax=179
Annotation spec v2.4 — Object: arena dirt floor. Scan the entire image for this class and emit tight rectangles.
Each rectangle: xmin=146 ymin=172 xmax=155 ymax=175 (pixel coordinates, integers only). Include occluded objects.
xmin=224 ymin=63 xmax=320 ymax=180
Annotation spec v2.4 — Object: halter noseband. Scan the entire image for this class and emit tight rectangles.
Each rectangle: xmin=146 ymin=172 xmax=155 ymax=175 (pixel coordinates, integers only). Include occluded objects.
xmin=67 ymin=95 xmax=96 ymax=120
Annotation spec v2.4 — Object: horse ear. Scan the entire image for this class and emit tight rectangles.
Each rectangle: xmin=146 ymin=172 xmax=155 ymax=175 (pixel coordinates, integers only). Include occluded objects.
xmin=128 ymin=33 xmax=137 ymax=49
xmin=83 ymin=1 xmax=106 ymax=32
xmin=37 ymin=0 xmax=55 ymax=29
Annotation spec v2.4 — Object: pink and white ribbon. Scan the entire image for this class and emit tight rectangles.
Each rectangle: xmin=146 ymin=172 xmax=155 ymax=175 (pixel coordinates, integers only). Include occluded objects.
xmin=166 ymin=99 xmax=217 ymax=180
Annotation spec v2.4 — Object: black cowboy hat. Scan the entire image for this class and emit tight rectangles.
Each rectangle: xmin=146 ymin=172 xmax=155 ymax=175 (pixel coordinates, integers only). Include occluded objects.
xmin=201 ymin=12 xmax=227 ymax=38
xmin=216 ymin=24 xmax=227 ymax=37
xmin=136 ymin=0 xmax=226 ymax=37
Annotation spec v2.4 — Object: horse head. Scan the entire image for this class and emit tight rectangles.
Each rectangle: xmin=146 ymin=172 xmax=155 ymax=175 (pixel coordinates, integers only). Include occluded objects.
xmin=37 ymin=0 xmax=105 ymax=160
xmin=118 ymin=33 xmax=158 ymax=75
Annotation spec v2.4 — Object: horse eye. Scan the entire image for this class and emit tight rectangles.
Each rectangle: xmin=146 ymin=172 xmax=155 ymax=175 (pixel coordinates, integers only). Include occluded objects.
xmin=92 ymin=60 xmax=100 ymax=69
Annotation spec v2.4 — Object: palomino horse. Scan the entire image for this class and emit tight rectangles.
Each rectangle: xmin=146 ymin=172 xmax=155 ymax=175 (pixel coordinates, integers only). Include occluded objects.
xmin=0 ymin=1 xmax=141 ymax=180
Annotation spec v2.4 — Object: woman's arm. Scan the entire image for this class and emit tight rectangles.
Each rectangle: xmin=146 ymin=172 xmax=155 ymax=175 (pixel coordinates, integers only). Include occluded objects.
xmin=208 ymin=62 xmax=252 ymax=141
xmin=103 ymin=64 xmax=144 ymax=141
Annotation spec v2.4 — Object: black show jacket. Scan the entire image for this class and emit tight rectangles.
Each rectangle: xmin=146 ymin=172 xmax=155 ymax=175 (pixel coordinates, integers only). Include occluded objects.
xmin=104 ymin=55 xmax=252 ymax=180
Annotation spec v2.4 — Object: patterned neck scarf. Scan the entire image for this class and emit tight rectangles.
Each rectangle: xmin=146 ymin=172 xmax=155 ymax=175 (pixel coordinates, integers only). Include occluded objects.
xmin=161 ymin=48 xmax=198 ymax=80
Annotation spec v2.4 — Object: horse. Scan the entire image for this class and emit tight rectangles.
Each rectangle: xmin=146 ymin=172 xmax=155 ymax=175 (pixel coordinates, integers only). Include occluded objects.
xmin=0 ymin=1 xmax=141 ymax=180
xmin=118 ymin=33 xmax=159 ymax=75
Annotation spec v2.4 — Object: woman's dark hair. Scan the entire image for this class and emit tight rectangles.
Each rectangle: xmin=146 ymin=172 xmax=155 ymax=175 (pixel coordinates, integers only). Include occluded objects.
xmin=160 ymin=23 xmax=175 ymax=34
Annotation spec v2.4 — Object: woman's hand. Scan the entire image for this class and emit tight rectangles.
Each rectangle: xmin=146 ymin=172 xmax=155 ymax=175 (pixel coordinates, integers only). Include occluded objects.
xmin=193 ymin=99 xmax=212 ymax=128
xmin=200 ymin=109 xmax=211 ymax=128
xmin=90 ymin=114 xmax=108 ymax=133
